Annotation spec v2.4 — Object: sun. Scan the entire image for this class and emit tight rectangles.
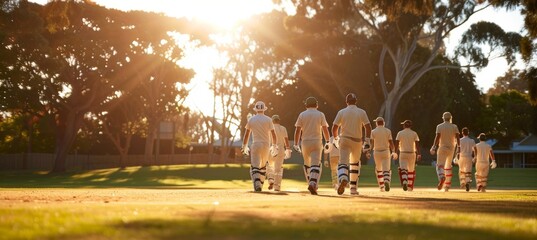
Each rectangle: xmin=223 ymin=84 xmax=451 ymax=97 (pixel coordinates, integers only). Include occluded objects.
xmin=164 ymin=0 xmax=274 ymax=30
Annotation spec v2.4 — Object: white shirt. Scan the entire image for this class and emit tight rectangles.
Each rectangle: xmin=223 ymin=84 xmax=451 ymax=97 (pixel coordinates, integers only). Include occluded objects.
xmin=475 ymin=142 xmax=492 ymax=163
xmin=245 ymin=113 xmax=274 ymax=143
xmin=333 ymin=105 xmax=370 ymax=139
xmin=460 ymin=136 xmax=476 ymax=158
xmin=436 ymin=122 xmax=459 ymax=147
xmin=371 ymin=126 xmax=392 ymax=151
xmin=272 ymin=124 xmax=288 ymax=147
xmin=295 ymin=108 xmax=329 ymax=141
xmin=396 ymin=128 xmax=420 ymax=152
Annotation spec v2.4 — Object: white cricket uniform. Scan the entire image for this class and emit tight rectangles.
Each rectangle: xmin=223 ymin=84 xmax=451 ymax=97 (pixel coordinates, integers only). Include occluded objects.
xmin=371 ymin=126 xmax=393 ymax=189
xmin=436 ymin=122 xmax=459 ymax=167
xmin=435 ymin=121 xmax=459 ymax=189
xmin=396 ymin=128 xmax=419 ymax=172
xmin=459 ymin=136 xmax=476 ymax=185
xmin=267 ymin=123 xmax=288 ymax=190
xmin=333 ymin=105 xmax=370 ymax=189
xmin=245 ymin=113 xmax=275 ymax=185
xmin=295 ymin=108 xmax=329 ymax=166
xmin=396 ymin=128 xmax=419 ymax=190
xmin=295 ymin=108 xmax=328 ymax=187
xmin=475 ymin=142 xmax=493 ymax=188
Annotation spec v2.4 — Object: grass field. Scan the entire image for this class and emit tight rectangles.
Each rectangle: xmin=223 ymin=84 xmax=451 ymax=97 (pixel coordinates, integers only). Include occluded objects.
xmin=1 ymin=164 xmax=536 ymax=240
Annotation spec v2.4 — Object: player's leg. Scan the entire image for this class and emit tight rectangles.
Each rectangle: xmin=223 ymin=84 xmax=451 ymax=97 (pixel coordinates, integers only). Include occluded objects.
xmin=266 ymin=155 xmax=275 ymax=190
xmin=476 ymin=163 xmax=490 ymax=192
xmin=329 ymin=156 xmax=339 ymax=189
xmin=399 ymin=153 xmax=410 ymax=191
xmin=443 ymin=157 xmax=454 ymax=192
xmin=436 ymin=146 xmax=451 ymax=190
xmin=374 ymin=151 xmax=385 ymax=191
xmin=349 ymin=141 xmax=362 ymax=195
xmin=407 ymin=153 xmax=417 ymax=191
xmin=301 ymin=142 xmax=312 ymax=184
xmin=337 ymin=138 xmax=351 ymax=195
xmin=305 ymin=140 xmax=322 ymax=195
xmin=273 ymin=155 xmax=285 ymax=191
xmin=249 ymin=143 xmax=267 ymax=192
xmin=381 ymin=151 xmax=391 ymax=192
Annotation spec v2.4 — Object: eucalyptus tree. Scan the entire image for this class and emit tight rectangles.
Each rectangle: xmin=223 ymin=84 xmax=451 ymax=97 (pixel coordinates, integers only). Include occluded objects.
xmin=282 ymin=1 xmax=526 ymax=129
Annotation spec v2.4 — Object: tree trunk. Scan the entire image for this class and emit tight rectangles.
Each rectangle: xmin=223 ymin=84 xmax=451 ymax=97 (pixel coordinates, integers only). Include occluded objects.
xmin=144 ymin=128 xmax=156 ymax=166
xmin=51 ymin=112 xmax=81 ymax=173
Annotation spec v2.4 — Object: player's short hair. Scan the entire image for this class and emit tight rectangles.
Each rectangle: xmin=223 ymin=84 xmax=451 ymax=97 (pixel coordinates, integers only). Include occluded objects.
xmin=271 ymin=115 xmax=280 ymax=123
xmin=462 ymin=127 xmax=469 ymax=136
xmin=346 ymin=93 xmax=357 ymax=104
xmin=478 ymin=133 xmax=487 ymax=141
xmin=400 ymin=119 xmax=412 ymax=128
xmin=305 ymin=97 xmax=318 ymax=108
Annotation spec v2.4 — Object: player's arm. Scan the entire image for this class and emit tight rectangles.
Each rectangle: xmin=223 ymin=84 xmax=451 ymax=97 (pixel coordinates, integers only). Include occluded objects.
xmin=270 ymin=129 xmax=277 ymax=145
xmin=388 ymin=139 xmax=394 ymax=152
xmin=455 ymin=132 xmax=461 ymax=153
xmin=294 ymin=127 xmax=302 ymax=145
xmin=284 ymin=136 xmax=290 ymax=149
xmin=432 ymin=133 xmax=440 ymax=148
xmin=394 ymin=140 xmax=399 ymax=155
xmin=322 ymin=126 xmax=330 ymax=142
xmin=364 ymin=123 xmax=372 ymax=139
xmin=331 ymin=124 xmax=340 ymax=139
xmin=242 ymin=129 xmax=251 ymax=146
xmin=415 ymin=140 xmax=421 ymax=161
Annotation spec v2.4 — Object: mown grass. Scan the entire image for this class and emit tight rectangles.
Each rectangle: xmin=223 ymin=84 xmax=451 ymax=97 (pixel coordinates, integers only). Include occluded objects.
xmin=1 ymin=164 xmax=536 ymax=240
xmin=1 ymin=164 xmax=536 ymax=189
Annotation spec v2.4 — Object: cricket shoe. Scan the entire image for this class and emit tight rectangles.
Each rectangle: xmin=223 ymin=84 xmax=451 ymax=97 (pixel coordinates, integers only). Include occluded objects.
xmin=268 ymin=182 xmax=274 ymax=190
xmin=402 ymin=180 xmax=408 ymax=191
xmin=481 ymin=187 xmax=486 ymax=193
xmin=384 ymin=181 xmax=390 ymax=192
xmin=254 ymin=182 xmax=263 ymax=192
xmin=337 ymin=180 xmax=348 ymax=195
xmin=465 ymin=183 xmax=470 ymax=192
xmin=308 ymin=182 xmax=318 ymax=195
xmin=477 ymin=185 xmax=483 ymax=192
xmin=443 ymin=187 xmax=449 ymax=192
xmin=380 ymin=186 xmax=385 ymax=192
xmin=350 ymin=187 xmax=359 ymax=195
xmin=407 ymin=187 xmax=413 ymax=192
xmin=437 ymin=177 xmax=446 ymax=190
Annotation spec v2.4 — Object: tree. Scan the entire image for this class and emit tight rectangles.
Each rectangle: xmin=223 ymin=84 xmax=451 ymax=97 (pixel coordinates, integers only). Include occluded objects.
xmin=480 ymin=90 xmax=536 ymax=145
xmin=0 ymin=1 xmax=200 ymax=172
xmin=336 ymin=0 xmax=523 ymax=129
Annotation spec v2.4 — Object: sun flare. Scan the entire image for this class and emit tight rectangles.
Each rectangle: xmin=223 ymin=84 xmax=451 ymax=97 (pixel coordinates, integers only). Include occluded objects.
xmin=165 ymin=0 xmax=274 ymax=29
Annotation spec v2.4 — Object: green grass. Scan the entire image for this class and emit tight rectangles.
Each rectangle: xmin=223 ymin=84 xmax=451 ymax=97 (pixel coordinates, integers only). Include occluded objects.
xmin=0 ymin=164 xmax=536 ymax=189
xmin=1 ymin=164 xmax=536 ymax=240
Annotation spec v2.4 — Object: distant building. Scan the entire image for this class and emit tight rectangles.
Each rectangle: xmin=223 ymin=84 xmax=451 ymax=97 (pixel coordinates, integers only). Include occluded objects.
xmin=494 ymin=134 xmax=537 ymax=168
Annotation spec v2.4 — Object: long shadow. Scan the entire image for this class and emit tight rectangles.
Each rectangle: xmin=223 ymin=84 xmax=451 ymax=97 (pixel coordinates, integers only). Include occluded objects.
xmin=60 ymin=212 xmax=537 ymax=240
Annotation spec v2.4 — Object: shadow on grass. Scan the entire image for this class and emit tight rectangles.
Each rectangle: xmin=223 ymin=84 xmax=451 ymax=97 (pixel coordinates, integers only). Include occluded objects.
xmin=1 ymin=165 xmax=536 ymax=190
xmin=97 ymin=213 xmax=536 ymax=240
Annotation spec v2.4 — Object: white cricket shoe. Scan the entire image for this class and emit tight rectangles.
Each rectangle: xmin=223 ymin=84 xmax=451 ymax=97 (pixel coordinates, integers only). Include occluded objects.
xmin=350 ymin=187 xmax=359 ymax=195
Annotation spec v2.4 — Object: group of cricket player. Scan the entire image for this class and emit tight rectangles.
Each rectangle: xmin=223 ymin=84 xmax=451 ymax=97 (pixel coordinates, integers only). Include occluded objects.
xmin=241 ymin=94 xmax=497 ymax=195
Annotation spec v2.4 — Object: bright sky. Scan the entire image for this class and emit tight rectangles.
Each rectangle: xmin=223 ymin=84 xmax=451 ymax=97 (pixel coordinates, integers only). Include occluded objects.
xmin=29 ymin=0 xmax=525 ymax=115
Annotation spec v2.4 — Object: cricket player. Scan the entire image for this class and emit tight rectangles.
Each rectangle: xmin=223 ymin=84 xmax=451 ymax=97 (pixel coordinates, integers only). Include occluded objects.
xmin=430 ymin=112 xmax=460 ymax=192
xmin=242 ymin=101 xmax=278 ymax=192
xmin=370 ymin=117 xmax=396 ymax=192
xmin=294 ymin=96 xmax=331 ymax=195
xmin=473 ymin=133 xmax=496 ymax=192
xmin=458 ymin=127 xmax=476 ymax=192
xmin=267 ymin=115 xmax=291 ymax=191
xmin=332 ymin=93 xmax=371 ymax=195
xmin=394 ymin=120 xmax=421 ymax=191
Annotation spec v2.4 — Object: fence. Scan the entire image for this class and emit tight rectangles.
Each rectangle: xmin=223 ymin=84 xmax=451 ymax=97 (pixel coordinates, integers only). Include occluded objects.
xmin=0 ymin=153 xmax=249 ymax=171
